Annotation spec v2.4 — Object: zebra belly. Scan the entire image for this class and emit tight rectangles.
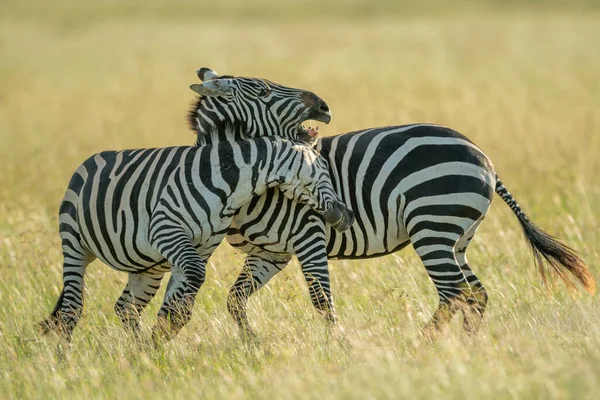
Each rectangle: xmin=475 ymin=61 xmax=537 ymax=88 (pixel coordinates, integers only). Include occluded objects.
xmin=78 ymin=218 xmax=166 ymax=272
xmin=229 ymin=199 xmax=410 ymax=259
xmin=325 ymin=220 xmax=411 ymax=259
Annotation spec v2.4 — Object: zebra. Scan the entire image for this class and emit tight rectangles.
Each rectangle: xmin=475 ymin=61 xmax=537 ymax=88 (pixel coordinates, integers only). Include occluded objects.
xmin=187 ymin=70 xmax=596 ymax=338
xmin=188 ymin=67 xmax=331 ymax=145
xmin=39 ymin=69 xmax=355 ymax=341
xmin=40 ymin=137 xmax=353 ymax=342
xmin=42 ymin=68 xmax=351 ymax=339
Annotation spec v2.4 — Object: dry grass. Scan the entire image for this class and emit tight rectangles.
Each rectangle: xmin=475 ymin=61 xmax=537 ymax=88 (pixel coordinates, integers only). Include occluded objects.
xmin=1 ymin=1 xmax=600 ymax=399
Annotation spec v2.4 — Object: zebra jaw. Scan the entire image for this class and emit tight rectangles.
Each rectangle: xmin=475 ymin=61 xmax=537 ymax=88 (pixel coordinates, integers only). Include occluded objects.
xmin=300 ymin=125 xmax=319 ymax=138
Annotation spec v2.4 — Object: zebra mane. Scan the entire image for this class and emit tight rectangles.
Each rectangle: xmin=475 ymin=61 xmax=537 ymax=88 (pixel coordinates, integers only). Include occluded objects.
xmin=186 ymin=94 xmax=205 ymax=133
xmin=187 ymin=75 xmax=251 ymax=145
xmin=187 ymin=100 xmax=246 ymax=147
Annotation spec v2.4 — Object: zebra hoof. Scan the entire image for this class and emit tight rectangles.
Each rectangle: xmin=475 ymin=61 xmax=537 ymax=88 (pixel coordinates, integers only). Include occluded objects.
xmin=151 ymin=315 xmax=183 ymax=345
xmin=38 ymin=317 xmax=71 ymax=341
xmin=239 ymin=326 xmax=258 ymax=343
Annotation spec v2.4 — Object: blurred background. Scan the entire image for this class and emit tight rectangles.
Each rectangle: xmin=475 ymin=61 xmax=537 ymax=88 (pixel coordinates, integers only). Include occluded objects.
xmin=1 ymin=0 xmax=599 ymax=214
xmin=1 ymin=1 xmax=600 ymax=397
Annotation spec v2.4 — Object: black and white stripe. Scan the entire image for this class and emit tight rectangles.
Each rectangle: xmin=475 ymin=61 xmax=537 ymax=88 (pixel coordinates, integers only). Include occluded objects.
xmin=40 ymin=137 xmax=352 ymax=341
xmin=188 ymin=68 xmax=331 ymax=146
xmin=221 ymin=124 xmax=595 ymax=337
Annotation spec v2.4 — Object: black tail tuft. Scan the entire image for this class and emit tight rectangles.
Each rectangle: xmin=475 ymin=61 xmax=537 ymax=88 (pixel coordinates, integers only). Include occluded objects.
xmin=495 ymin=178 xmax=596 ymax=294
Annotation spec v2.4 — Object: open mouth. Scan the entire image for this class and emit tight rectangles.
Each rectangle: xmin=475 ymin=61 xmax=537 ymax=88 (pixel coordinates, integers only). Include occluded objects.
xmin=297 ymin=106 xmax=331 ymax=142
xmin=298 ymin=123 xmax=320 ymax=138
xmin=297 ymin=115 xmax=330 ymax=141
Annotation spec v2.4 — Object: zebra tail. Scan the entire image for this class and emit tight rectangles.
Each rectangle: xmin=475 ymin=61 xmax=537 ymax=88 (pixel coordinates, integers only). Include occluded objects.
xmin=39 ymin=289 xmax=65 ymax=334
xmin=495 ymin=178 xmax=596 ymax=295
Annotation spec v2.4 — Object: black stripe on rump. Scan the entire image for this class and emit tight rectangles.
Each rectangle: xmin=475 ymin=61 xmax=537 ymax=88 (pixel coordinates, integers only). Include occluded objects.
xmin=411 ymin=236 xmax=458 ymax=249
xmin=405 ymin=204 xmax=483 ymax=223
xmin=403 ymin=175 xmax=494 ymax=201
xmin=59 ymin=172 xmax=84 ymax=216
xmin=80 ymin=155 xmax=104 ymax=258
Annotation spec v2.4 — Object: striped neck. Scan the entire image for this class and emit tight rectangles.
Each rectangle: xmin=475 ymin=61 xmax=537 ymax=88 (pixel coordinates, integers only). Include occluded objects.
xmin=194 ymin=124 xmax=245 ymax=146
xmin=221 ymin=137 xmax=283 ymax=211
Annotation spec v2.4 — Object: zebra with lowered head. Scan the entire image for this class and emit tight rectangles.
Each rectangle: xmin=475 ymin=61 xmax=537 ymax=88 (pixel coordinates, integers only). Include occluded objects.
xmin=187 ymin=69 xmax=596 ymax=338
xmin=40 ymin=74 xmax=354 ymax=342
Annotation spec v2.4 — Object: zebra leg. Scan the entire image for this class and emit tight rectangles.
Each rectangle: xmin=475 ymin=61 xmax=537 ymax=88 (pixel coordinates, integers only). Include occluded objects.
xmin=296 ymin=244 xmax=336 ymax=324
xmin=40 ymin=242 xmax=95 ymax=341
xmin=409 ymin=218 xmax=486 ymax=339
xmin=455 ymin=218 xmax=488 ymax=334
xmin=227 ymin=253 xmax=292 ymax=337
xmin=114 ymin=271 xmax=165 ymax=335
xmin=150 ymin=233 xmax=207 ymax=342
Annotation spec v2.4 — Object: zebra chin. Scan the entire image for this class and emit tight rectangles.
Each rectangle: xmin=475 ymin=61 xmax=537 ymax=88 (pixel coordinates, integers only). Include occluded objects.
xmin=323 ymin=201 xmax=355 ymax=232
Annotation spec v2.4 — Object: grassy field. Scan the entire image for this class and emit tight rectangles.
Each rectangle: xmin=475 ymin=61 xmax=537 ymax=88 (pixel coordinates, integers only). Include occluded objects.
xmin=1 ymin=1 xmax=600 ymax=398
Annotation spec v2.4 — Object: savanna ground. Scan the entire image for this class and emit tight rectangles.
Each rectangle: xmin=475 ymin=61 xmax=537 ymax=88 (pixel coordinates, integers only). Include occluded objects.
xmin=1 ymin=0 xmax=600 ymax=398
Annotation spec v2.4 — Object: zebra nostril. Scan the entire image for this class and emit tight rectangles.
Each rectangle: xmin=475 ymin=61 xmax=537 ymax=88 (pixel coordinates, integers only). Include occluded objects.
xmin=319 ymin=103 xmax=329 ymax=113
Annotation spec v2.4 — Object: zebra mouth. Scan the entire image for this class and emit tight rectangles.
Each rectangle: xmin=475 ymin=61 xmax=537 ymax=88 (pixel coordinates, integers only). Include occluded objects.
xmin=299 ymin=124 xmax=320 ymax=138
xmin=297 ymin=109 xmax=331 ymax=143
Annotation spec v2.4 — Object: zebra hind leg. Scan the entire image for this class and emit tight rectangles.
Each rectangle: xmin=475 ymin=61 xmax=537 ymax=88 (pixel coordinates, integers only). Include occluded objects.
xmin=455 ymin=218 xmax=488 ymax=335
xmin=39 ymin=244 xmax=94 ymax=341
xmin=410 ymin=216 xmax=488 ymax=339
xmin=114 ymin=271 xmax=166 ymax=337
xmin=227 ymin=254 xmax=292 ymax=338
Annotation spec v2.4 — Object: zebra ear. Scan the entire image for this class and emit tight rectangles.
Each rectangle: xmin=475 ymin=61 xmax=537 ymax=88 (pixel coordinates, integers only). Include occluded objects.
xmin=197 ymin=68 xmax=219 ymax=81
xmin=190 ymin=80 xmax=232 ymax=97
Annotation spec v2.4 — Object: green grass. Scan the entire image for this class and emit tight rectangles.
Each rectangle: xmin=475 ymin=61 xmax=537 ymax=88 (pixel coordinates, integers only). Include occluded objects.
xmin=1 ymin=1 xmax=600 ymax=399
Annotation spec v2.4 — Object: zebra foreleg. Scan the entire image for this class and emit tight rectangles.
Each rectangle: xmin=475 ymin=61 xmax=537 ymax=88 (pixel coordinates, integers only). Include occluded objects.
xmin=296 ymin=245 xmax=336 ymax=324
xmin=114 ymin=271 xmax=165 ymax=336
xmin=227 ymin=254 xmax=292 ymax=337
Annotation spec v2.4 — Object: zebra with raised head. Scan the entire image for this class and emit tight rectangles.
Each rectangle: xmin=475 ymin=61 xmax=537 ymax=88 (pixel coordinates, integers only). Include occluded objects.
xmin=187 ymin=70 xmax=596 ymax=338
xmin=189 ymin=67 xmax=331 ymax=145
xmin=40 ymin=72 xmax=354 ymax=341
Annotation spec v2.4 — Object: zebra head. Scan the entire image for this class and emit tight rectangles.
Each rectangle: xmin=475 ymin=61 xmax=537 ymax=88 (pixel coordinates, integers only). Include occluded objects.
xmin=270 ymin=142 xmax=354 ymax=232
xmin=188 ymin=68 xmax=331 ymax=146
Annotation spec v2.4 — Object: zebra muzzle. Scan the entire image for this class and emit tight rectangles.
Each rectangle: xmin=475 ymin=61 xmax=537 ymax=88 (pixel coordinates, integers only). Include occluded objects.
xmin=324 ymin=201 xmax=354 ymax=232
